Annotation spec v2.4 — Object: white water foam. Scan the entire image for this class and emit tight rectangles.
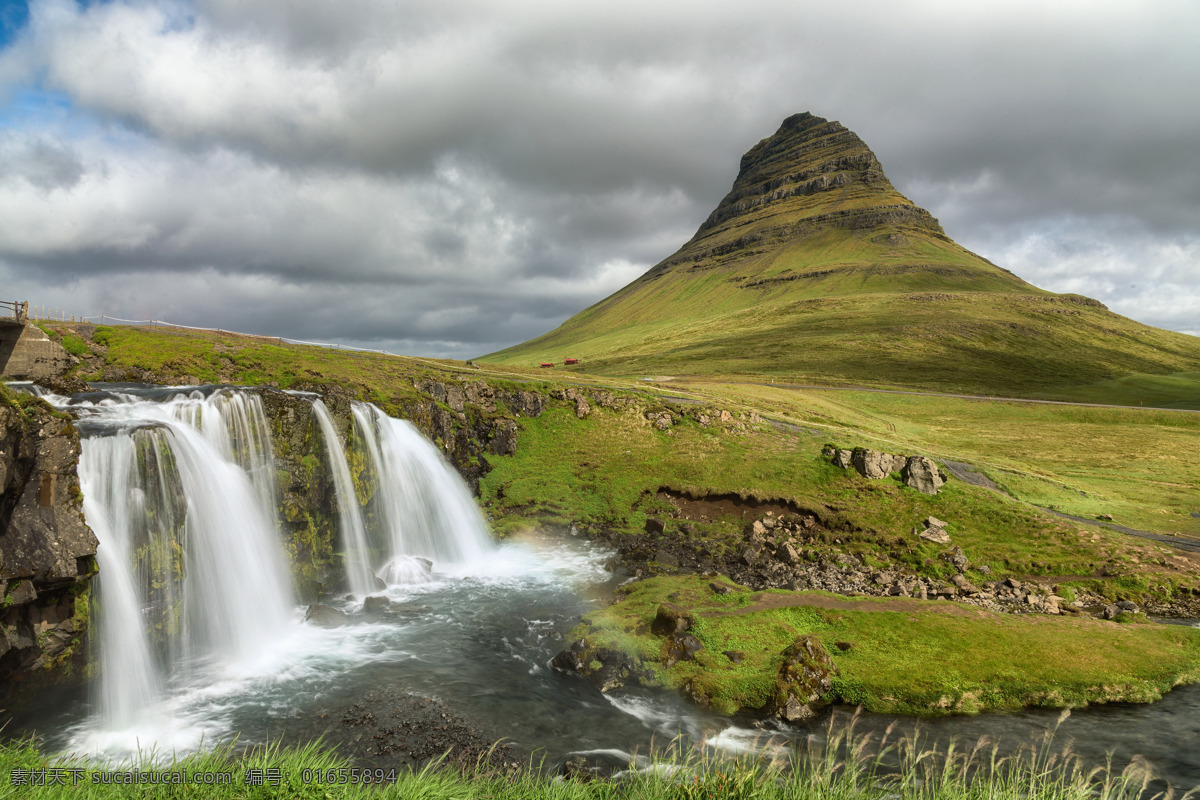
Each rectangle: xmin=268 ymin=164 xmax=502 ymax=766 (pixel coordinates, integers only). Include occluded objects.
xmin=74 ymin=390 xmax=295 ymax=752
xmin=311 ymin=400 xmax=375 ymax=596
xmin=350 ymin=403 xmax=493 ymax=580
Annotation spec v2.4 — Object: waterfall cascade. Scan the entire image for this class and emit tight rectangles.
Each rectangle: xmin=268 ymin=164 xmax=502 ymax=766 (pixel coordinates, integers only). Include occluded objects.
xmin=76 ymin=389 xmax=294 ymax=729
xmin=350 ymin=403 xmax=493 ymax=582
xmin=311 ymin=400 xmax=375 ymax=596
xmin=61 ymin=384 xmax=495 ymax=740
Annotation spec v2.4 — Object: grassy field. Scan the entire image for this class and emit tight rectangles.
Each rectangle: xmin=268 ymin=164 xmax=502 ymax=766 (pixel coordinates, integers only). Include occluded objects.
xmin=569 ymin=575 xmax=1200 ymax=717
xmin=662 ymin=381 xmax=1200 ymax=538
xmin=479 ymin=399 xmax=1200 ymax=601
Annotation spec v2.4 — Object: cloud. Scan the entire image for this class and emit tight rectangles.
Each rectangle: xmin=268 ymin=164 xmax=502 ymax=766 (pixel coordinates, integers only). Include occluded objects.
xmin=0 ymin=0 xmax=1198 ymax=356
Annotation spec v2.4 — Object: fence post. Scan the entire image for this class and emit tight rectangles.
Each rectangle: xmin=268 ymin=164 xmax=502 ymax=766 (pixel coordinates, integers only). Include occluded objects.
xmin=18 ymin=302 xmax=28 ymax=323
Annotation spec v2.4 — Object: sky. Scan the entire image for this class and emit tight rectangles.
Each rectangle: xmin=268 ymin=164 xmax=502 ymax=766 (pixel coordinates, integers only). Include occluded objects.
xmin=1 ymin=0 xmax=1197 ymax=359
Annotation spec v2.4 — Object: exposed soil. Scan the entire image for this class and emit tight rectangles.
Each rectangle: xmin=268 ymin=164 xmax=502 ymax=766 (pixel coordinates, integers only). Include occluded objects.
xmin=657 ymin=488 xmax=817 ymax=524
xmin=941 ymin=459 xmax=1200 ymax=555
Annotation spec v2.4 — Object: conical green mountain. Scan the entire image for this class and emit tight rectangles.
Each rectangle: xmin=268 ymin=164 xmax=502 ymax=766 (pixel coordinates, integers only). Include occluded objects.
xmin=487 ymin=113 xmax=1200 ymax=399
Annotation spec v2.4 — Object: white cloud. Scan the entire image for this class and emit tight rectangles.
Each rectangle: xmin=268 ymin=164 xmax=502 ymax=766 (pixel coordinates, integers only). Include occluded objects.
xmin=0 ymin=0 xmax=1198 ymax=356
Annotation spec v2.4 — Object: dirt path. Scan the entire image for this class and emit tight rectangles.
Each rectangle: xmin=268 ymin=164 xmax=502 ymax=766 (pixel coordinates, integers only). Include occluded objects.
xmin=752 ymin=381 xmax=1200 ymax=414
xmin=937 ymin=460 xmax=1200 ymax=554
xmin=702 ymin=591 xmax=991 ymax=619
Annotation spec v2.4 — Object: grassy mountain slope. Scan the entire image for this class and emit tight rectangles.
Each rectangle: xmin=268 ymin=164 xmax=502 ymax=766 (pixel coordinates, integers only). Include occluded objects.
xmin=485 ymin=113 xmax=1200 ymax=399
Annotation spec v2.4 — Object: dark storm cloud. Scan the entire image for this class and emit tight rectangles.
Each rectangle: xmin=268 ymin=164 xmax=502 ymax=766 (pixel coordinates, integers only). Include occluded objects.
xmin=0 ymin=0 xmax=1197 ymax=356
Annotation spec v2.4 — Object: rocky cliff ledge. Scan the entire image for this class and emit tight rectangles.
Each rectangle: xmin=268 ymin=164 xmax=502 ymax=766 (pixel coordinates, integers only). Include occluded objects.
xmin=0 ymin=393 xmax=97 ymax=692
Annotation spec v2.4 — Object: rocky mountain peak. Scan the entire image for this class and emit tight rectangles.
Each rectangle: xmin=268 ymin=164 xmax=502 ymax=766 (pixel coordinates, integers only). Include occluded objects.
xmin=696 ymin=111 xmax=939 ymax=237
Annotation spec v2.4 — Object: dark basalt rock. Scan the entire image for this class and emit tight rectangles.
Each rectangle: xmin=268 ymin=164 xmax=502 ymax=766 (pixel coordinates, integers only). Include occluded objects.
xmin=661 ymin=633 xmax=703 ymax=668
xmin=549 ymin=638 xmax=647 ymax=693
xmin=1 ymin=396 xmax=97 ymax=693
xmin=772 ymin=635 xmax=835 ymax=722
xmin=362 ymin=595 xmax=392 ymax=614
xmin=305 ymin=604 xmax=350 ymax=628
xmin=650 ymin=603 xmax=695 ymax=636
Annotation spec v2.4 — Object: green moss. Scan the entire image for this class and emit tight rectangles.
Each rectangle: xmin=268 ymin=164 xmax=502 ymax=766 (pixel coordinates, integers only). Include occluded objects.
xmin=571 ymin=575 xmax=1200 ymax=717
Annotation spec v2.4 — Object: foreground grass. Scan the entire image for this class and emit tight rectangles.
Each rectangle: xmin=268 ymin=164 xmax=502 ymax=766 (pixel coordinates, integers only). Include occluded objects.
xmin=570 ymin=576 xmax=1200 ymax=717
xmin=1 ymin=716 xmax=1190 ymax=800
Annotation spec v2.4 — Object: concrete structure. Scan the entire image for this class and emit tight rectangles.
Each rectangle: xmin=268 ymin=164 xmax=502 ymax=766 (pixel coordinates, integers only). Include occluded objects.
xmin=0 ymin=314 xmax=75 ymax=381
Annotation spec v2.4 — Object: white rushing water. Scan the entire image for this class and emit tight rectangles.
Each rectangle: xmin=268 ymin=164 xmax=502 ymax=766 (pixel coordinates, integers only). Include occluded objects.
xmin=351 ymin=403 xmax=493 ymax=581
xmin=57 ymin=386 xmax=505 ymax=758
xmin=311 ymin=400 xmax=375 ymax=596
xmin=75 ymin=390 xmax=295 ymax=743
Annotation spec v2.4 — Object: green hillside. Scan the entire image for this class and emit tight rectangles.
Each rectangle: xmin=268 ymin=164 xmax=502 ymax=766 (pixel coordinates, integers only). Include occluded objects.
xmin=485 ymin=113 xmax=1200 ymax=401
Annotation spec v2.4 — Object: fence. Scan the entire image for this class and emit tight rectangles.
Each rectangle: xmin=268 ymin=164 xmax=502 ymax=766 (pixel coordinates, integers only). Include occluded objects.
xmin=8 ymin=303 xmax=81 ymax=323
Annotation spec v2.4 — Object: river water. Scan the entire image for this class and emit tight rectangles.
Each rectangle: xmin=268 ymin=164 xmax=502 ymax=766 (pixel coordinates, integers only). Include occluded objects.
xmin=6 ymin=384 xmax=1200 ymax=790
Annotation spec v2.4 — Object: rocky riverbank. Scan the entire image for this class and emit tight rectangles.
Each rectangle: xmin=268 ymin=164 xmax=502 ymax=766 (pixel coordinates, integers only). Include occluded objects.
xmin=0 ymin=389 xmax=96 ymax=694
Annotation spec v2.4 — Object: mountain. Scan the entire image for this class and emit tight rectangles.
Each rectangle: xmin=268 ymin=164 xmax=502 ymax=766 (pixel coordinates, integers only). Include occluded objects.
xmin=485 ymin=113 xmax=1200 ymax=399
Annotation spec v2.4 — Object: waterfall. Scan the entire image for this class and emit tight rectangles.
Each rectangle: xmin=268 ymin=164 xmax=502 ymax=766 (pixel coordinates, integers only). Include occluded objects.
xmin=76 ymin=389 xmax=295 ymax=729
xmin=78 ymin=433 xmax=170 ymax=729
xmin=58 ymin=383 xmax=497 ymax=749
xmin=351 ymin=403 xmax=493 ymax=582
xmin=310 ymin=400 xmax=375 ymax=596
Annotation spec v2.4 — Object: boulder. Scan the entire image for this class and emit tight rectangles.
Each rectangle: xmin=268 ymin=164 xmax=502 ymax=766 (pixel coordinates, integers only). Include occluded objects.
xmin=652 ymin=413 xmax=674 ymax=430
xmin=661 ymin=633 xmax=704 ymax=668
xmin=773 ymin=636 xmax=835 ymax=722
xmin=778 ymin=543 xmax=802 ymax=564
xmin=833 ymin=449 xmax=853 ymax=469
xmin=851 ymin=448 xmax=892 ymax=479
xmin=362 ymin=595 xmax=391 ymax=614
xmin=950 ymin=574 xmax=979 ymax=594
xmin=644 ymin=517 xmax=666 ymax=534
xmin=306 ymin=604 xmax=350 ymax=628
xmin=550 ymin=639 xmax=592 ymax=673
xmin=903 ymin=456 xmax=947 ymax=495
xmin=651 ymin=603 xmax=695 ymax=636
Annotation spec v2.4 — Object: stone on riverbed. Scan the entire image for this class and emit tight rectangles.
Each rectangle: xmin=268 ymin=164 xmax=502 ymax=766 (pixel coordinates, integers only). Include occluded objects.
xmin=305 ymin=604 xmax=349 ymax=628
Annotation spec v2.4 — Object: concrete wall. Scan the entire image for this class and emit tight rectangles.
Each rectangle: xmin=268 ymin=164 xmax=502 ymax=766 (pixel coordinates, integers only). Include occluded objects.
xmin=0 ymin=323 xmax=75 ymax=381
